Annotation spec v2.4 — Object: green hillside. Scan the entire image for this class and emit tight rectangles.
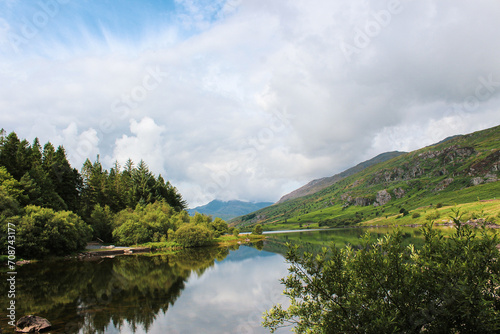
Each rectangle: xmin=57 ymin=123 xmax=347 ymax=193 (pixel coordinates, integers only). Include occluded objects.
xmin=231 ymin=125 xmax=500 ymax=230
xmin=276 ymin=151 xmax=405 ymax=203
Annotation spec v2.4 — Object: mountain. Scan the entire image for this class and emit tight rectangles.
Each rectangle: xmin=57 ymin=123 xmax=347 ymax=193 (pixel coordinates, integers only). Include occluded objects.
xmin=231 ymin=125 xmax=500 ymax=229
xmin=277 ymin=151 xmax=406 ymax=204
xmin=188 ymin=200 xmax=274 ymax=221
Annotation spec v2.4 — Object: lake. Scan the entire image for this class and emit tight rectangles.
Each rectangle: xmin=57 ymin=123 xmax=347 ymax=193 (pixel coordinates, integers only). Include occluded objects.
xmin=0 ymin=226 xmax=438 ymax=333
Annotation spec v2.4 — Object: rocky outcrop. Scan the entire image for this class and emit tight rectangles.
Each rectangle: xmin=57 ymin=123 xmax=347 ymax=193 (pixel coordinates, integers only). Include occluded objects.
xmin=341 ymin=193 xmax=353 ymax=202
xmin=471 ymin=177 xmax=484 ymax=186
xmin=393 ymin=187 xmax=405 ymax=199
xmin=16 ymin=315 xmax=51 ymax=333
xmin=353 ymin=197 xmax=371 ymax=207
xmin=468 ymin=150 xmax=500 ymax=176
xmin=418 ymin=145 xmax=476 ymax=162
xmin=371 ymin=164 xmax=425 ymax=184
xmin=340 ymin=193 xmax=372 ymax=207
xmin=374 ymin=190 xmax=392 ymax=207
xmin=435 ymin=178 xmax=454 ymax=191
xmin=485 ymin=172 xmax=498 ymax=183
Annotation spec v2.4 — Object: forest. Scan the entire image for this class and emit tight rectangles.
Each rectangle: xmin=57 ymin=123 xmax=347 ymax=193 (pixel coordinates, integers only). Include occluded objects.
xmin=0 ymin=130 xmax=228 ymax=258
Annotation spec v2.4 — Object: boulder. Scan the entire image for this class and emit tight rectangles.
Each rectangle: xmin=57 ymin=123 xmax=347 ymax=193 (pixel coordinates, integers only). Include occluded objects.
xmin=393 ymin=187 xmax=405 ymax=199
xmin=374 ymin=189 xmax=392 ymax=206
xmin=471 ymin=177 xmax=484 ymax=186
xmin=353 ymin=197 xmax=371 ymax=207
xmin=16 ymin=315 xmax=51 ymax=333
xmin=435 ymin=178 xmax=454 ymax=191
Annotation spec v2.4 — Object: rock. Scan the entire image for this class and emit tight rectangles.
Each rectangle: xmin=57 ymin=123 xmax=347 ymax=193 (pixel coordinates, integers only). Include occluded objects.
xmin=393 ymin=187 xmax=405 ymax=199
xmin=340 ymin=193 xmax=353 ymax=202
xmin=375 ymin=189 xmax=392 ymax=206
xmin=435 ymin=178 xmax=454 ymax=191
xmin=471 ymin=177 xmax=484 ymax=186
xmin=353 ymin=197 xmax=371 ymax=206
xmin=16 ymin=315 xmax=51 ymax=333
xmin=485 ymin=172 xmax=498 ymax=183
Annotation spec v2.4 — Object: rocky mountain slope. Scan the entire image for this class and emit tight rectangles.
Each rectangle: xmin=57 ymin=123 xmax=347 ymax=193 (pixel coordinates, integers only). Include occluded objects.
xmin=231 ymin=125 xmax=500 ymax=228
xmin=277 ymin=151 xmax=405 ymax=204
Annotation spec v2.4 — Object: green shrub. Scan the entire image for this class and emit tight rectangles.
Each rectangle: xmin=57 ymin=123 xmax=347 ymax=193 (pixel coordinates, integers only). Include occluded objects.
xmin=209 ymin=217 xmax=228 ymax=237
xmin=9 ymin=205 xmax=92 ymax=259
xmin=174 ymin=224 xmax=213 ymax=248
xmin=264 ymin=224 xmax=500 ymax=333
xmin=425 ymin=210 xmax=440 ymax=221
xmin=112 ymin=218 xmax=153 ymax=245
xmin=252 ymin=224 xmax=263 ymax=235
xmin=112 ymin=201 xmax=178 ymax=245
xmin=412 ymin=212 xmax=421 ymax=219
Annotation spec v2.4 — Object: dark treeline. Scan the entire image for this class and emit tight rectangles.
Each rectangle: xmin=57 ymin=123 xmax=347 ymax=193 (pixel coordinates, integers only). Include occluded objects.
xmin=0 ymin=130 xmax=186 ymax=215
xmin=0 ymin=130 xmax=227 ymax=258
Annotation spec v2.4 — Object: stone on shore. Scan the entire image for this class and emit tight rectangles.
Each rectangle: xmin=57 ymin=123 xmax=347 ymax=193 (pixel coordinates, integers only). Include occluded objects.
xmin=15 ymin=315 xmax=51 ymax=333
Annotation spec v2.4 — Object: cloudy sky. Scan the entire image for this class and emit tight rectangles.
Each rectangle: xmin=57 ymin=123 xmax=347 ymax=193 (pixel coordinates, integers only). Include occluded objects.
xmin=1 ymin=0 xmax=500 ymax=207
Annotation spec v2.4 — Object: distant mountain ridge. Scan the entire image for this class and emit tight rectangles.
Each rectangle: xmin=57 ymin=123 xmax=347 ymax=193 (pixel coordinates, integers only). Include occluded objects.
xmin=277 ymin=151 xmax=406 ymax=204
xmin=188 ymin=200 xmax=274 ymax=221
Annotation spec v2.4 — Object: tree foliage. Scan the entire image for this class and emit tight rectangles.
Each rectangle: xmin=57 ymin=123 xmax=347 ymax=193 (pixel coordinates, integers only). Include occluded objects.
xmin=174 ymin=223 xmax=214 ymax=248
xmin=0 ymin=130 xmax=196 ymax=257
xmin=111 ymin=201 xmax=228 ymax=247
xmin=0 ymin=131 xmax=187 ymax=219
xmin=2 ymin=205 xmax=92 ymax=259
xmin=252 ymin=223 xmax=263 ymax=235
xmin=87 ymin=204 xmax=115 ymax=243
xmin=263 ymin=218 xmax=500 ymax=333
xmin=113 ymin=201 xmax=176 ymax=245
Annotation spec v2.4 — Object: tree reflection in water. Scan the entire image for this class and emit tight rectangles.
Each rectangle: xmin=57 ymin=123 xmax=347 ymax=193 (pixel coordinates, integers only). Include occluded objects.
xmin=0 ymin=246 xmax=232 ymax=333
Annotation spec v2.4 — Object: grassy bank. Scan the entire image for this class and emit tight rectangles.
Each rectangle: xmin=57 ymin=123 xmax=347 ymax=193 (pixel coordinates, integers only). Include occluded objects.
xmin=358 ymin=199 xmax=500 ymax=227
xmin=136 ymin=234 xmax=266 ymax=251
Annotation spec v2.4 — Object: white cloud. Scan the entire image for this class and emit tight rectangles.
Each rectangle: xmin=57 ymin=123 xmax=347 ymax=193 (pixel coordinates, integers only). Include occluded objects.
xmin=107 ymin=117 xmax=167 ymax=175
xmin=57 ymin=123 xmax=100 ymax=168
xmin=2 ymin=0 xmax=500 ymax=207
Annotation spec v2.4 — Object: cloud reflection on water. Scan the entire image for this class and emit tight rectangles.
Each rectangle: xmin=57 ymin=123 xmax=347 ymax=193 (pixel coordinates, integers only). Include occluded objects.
xmin=114 ymin=246 xmax=291 ymax=334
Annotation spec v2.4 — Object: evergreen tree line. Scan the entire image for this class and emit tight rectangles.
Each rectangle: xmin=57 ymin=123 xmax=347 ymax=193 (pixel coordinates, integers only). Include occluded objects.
xmin=0 ymin=130 xmax=227 ymax=258
xmin=0 ymin=130 xmax=187 ymax=215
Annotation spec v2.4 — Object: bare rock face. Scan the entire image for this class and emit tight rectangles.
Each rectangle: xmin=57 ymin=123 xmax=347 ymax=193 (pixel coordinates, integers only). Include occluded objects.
xmin=435 ymin=178 xmax=454 ymax=191
xmin=15 ymin=315 xmax=51 ymax=333
xmin=341 ymin=193 xmax=353 ymax=202
xmin=471 ymin=177 xmax=484 ymax=186
xmin=485 ymin=172 xmax=498 ymax=183
xmin=393 ymin=187 xmax=405 ymax=199
xmin=374 ymin=189 xmax=392 ymax=207
xmin=353 ymin=197 xmax=371 ymax=207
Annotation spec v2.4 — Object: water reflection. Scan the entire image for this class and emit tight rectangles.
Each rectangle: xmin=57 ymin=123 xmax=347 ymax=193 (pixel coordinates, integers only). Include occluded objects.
xmin=263 ymin=226 xmax=432 ymax=255
xmin=0 ymin=246 xmax=289 ymax=334
xmin=0 ymin=227 xmax=449 ymax=334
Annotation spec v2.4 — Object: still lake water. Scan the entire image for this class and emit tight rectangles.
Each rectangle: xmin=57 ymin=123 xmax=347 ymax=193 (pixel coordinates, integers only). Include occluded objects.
xmin=1 ymin=227 xmax=433 ymax=333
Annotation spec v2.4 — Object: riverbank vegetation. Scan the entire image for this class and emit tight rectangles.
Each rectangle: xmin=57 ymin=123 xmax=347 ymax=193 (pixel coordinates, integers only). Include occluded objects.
xmin=264 ymin=211 xmax=500 ymax=333
xmin=0 ymin=130 xmax=230 ymax=259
